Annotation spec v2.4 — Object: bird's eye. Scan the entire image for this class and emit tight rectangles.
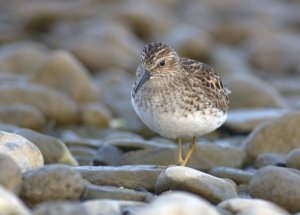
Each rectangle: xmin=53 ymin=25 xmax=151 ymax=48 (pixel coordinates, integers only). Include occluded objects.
xmin=159 ymin=60 xmax=166 ymax=67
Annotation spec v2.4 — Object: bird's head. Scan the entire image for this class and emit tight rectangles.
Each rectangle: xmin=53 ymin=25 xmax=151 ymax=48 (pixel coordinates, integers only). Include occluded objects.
xmin=134 ymin=42 xmax=180 ymax=94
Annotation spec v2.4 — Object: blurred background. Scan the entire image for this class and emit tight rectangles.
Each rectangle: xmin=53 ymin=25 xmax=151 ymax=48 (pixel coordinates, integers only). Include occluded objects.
xmin=0 ymin=0 xmax=299 ymax=137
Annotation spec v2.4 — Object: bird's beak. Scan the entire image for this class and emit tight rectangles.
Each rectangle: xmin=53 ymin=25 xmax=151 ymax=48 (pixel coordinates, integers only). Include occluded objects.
xmin=134 ymin=70 xmax=150 ymax=94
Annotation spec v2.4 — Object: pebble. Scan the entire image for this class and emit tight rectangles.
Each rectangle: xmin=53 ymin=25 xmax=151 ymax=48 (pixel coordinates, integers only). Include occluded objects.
xmin=82 ymin=184 xmax=153 ymax=202
xmin=130 ymin=191 xmax=220 ymax=215
xmin=20 ymin=164 xmax=88 ymax=207
xmin=226 ymin=74 xmax=287 ymax=109
xmin=218 ymin=198 xmax=290 ymax=215
xmin=0 ymin=41 xmax=49 ymax=75
xmin=0 ymin=153 xmax=22 ymax=193
xmin=0 ymin=83 xmax=78 ymax=124
xmin=245 ymin=32 xmax=300 ymax=76
xmin=249 ymin=166 xmax=300 ymax=213
xmin=30 ymin=50 xmax=97 ymax=103
xmin=162 ymin=24 xmax=212 ymax=61
xmin=0 ymin=131 xmax=44 ymax=172
xmin=242 ymin=111 xmax=300 ymax=160
xmin=80 ymin=199 xmax=144 ymax=215
xmin=33 ymin=201 xmax=85 ymax=215
xmin=0 ymin=185 xmax=31 ymax=215
xmin=0 ymin=103 xmax=45 ymax=130
xmin=208 ymin=167 xmax=254 ymax=184
xmin=62 ymin=22 xmax=141 ymax=71
xmin=122 ymin=142 xmax=245 ymax=170
xmin=78 ymin=103 xmax=112 ymax=127
xmin=225 ymin=108 xmax=289 ymax=134
xmin=155 ymin=166 xmax=237 ymax=203
xmin=13 ymin=128 xmax=78 ymax=166
xmin=254 ymin=153 xmax=286 ymax=169
xmin=77 ymin=165 xmax=164 ymax=192
xmin=93 ymin=144 xmax=123 ymax=166
xmin=286 ymin=148 xmax=300 ymax=170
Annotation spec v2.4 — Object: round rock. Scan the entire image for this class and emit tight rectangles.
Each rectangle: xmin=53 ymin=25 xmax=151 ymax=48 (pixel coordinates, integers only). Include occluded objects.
xmin=249 ymin=166 xmax=300 ymax=213
xmin=155 ymin=166 xmax=237 ymax=203
xmin=0 ymin=131 xmax=44 ymax=172
xmin=0 ymin=153 xmax=22 ymax=193
xmin=131 ymin=191 xmax=220 ymax=215
xmin=218 ymin=198 xmax=290 ymax=215
xmin=21 ymin=164 xmax=87 ymax=207
xmin=286 ymin=148 xmax=300 ymax=170
xmin=30 ymin=50 xmax=97 ymax=103
xmin=0 ymin=185 xmax=31 ymax=215
xmin=242 ymin=111 xmax=300 ymax=160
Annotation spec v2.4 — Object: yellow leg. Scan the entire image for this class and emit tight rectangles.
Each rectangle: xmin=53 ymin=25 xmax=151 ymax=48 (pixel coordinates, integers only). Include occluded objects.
xmin=181 ymin=136 xmax=197 ymax=166
xmin=176 ymin=138 xmax=184 ymax=165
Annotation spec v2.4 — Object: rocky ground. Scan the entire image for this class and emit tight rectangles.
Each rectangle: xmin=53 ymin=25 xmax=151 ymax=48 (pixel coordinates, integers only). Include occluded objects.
xmin=0 ymin=0 xmax=300 ymax=214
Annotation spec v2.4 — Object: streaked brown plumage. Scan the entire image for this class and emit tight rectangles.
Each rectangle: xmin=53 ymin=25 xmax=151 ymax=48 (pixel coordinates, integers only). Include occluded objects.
xmin=131 ymin=42 xmax=230 ymax=166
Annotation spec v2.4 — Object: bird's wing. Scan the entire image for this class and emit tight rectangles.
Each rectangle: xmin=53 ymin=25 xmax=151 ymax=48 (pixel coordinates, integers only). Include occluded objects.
xmin=181 ymin=58 xmax=229 ymax=112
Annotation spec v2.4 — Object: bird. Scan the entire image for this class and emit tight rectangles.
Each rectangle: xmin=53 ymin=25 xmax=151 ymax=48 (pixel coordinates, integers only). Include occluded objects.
xmin=131 ymin=42 xmax=230 ymax=166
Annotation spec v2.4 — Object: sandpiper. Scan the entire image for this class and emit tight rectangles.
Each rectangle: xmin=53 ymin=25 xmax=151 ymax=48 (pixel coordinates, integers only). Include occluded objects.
xmin=131 ymin=42 xmax=230 ymax=166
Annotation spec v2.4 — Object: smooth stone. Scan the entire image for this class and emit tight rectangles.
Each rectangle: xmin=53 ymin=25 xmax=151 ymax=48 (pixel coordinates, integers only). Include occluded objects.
xmin=0 ymin=185 xmax=31 ymax=215
xmin=93 ymin=145 xmax=123 ymax=166
xmin=13 ymin=128 xmax=78 ymax=166
xmin=0 ymin=104 xmax=45 ymax=130
xmin=33 ymin=201 xmax=86 ymax=215
xmin=249 ymin=166 xmax=300 ymax=213
xmin=155 ymin=166 xmax=237 ymax=203
xmin=286 ymin=148 xmax=300 ymax=169
xmin=246 ymin=33 xmax=300 ymax=76
xmin=79 ymin=103 xmax=112 ymax=127
xmin=0 ymin=153 xmax=22 ymax=194
xmin=0 ymin=131 xmax=44 ymax=172
xmin=75 ymin=156 xmax=94 ymax=166
xmin=21 ymin=164 xmax=88 ymax=207
xmin=115 ymin=1 xmax=172 ymax=40
xmin=242 ymin=111 xmax=300 ymax=160
xmin=62 ymin=22 xmax=141 ymax=71
xmin=0 ymin=40 xmax=48 ymax=75
xmin=68 ymin=146 xmax=97 ymax=157
xmin=254 ymin=153 xmax=286 ymax=169
xmin=130 ymin=191 xmax=220 ymax=215
xmin=82 ymin=184 xmax=153 ymax=202
xmin=30 ymin=50 xmax=97 ymax=103
xmin=162 ymin=24 xmax=212 ymax=61
xmin=226 ymin=74 xmax=287 ymax=109
xmin=77 ymin=165 xmax=164 ymax=192
xmin=0 ymin=83 xmax=78 ymax=124
xmin=218 ymin=198 xmax=290 ymax=215
xmin=122 ymin=142 xmax=245 ymax=170
xmin=208 ymin=167 xmax=254 ymax=184
xmin=80 ymin=199 xmax=144 ymax=215
xmin=225 ymin=108 xmax=289 ymax=133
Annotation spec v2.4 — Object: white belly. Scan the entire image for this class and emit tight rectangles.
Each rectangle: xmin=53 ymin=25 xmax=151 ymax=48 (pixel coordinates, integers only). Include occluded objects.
xmin=133 ymin=98 xmax=227 ymax=139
